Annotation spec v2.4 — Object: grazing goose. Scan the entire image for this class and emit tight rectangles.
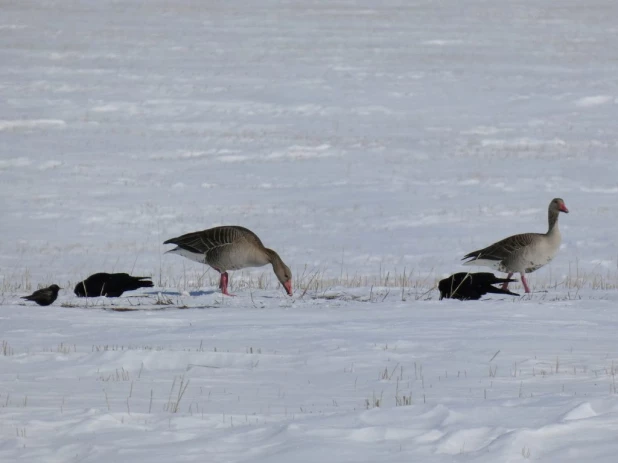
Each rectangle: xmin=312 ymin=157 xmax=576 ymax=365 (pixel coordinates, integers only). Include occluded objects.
xmin=74 ymin=273 xmax=154 ymax=297
xmin=439 ymin=272 xmax=519 ymax=300
xmin=22 ymin=284 xmax=61 ymax=306
xmin=163 ymin=226 xmax=292 ymax=296
xmin=462 ymin=198 xmax=569 ymax=293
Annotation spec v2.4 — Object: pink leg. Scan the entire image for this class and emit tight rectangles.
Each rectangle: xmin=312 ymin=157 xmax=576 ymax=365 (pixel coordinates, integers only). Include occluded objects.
xmin=501 ymin=272 xmax=513 ymax=290
xmin=520 ymin=273 xmax=531 ymax=293
xmin=219 ymin=272 xmax=235 ymax=296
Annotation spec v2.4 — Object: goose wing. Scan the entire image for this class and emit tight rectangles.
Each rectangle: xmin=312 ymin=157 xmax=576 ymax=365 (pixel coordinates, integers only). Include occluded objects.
xmin=462 ymin=233 xmax=541 ymax=263
xmin=164 ymin=226 xmax=264 ymax=254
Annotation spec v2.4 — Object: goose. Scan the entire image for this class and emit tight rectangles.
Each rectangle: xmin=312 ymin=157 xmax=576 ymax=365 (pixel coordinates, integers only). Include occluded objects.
xmin=438 ymin=272 xmax=519 ymax=300
xmin=74 ymin=273 xmax=154 ymax=297
xmin=22 ymin=284 xmax=61 ymax=306
xmin=163 ymin=226 xmax=292 ymax=296
xmin=461 ymin=198 xmax=569 ymax=293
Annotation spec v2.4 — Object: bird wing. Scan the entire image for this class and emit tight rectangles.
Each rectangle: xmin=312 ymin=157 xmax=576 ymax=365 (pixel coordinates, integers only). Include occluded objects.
xmin=164 ymin=226 xmax=263 ymax=254
xmin=22 ymin=288 xmax=52 ymax=301
xmin=462 ymin=233 xmax=541 ymax=262
xmin=30 ymin=288 xmax=47 ymax=298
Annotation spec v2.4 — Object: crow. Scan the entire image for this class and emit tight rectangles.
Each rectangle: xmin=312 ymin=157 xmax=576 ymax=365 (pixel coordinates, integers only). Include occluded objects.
xmin=438 ymin=272 xmax=520 ymax=300
xmin=22 ymin=284 xmax=61 ymax=306
xmin=74 ymin=273 xmax=154 ymax=297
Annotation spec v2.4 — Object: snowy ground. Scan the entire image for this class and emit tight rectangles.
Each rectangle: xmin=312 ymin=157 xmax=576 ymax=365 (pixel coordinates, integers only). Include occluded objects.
xmin=2 ymin=293 xmax=618 ymax=462
xmin=2 ymin=0 xmax=618 ymax=461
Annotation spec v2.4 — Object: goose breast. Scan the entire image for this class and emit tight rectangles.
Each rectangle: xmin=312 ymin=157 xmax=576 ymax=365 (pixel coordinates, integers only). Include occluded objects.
xmin=504 ymin=230 xmax=562 ymax=274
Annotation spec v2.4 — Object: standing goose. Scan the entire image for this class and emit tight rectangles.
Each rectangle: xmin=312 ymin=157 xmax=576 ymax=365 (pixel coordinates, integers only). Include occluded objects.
xmin=164 ymin=226 xmax=292 ymax=296
xmin=461 ymin=198 xmax=569 ymax=293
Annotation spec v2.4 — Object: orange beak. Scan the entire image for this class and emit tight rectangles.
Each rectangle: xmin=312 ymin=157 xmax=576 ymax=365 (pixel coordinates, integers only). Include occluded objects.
xmin=283 ymin=280 xmax=293 ymax=296
xmin=560 ymin=203 xmax=569 ymax=213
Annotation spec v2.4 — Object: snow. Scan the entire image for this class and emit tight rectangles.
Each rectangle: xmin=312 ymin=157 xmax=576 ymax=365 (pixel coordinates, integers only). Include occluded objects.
xmin=2 ymin=0 xmax=618 ymax=461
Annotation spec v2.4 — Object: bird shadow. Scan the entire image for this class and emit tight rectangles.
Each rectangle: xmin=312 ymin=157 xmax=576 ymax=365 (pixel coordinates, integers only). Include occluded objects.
xmin=142 ymin=290 xmax=216 ymax=297
xmin=188 ymin=290 xmax=216 ymax=297
xmin=260 ymin=295 xmax=287 ymax=300
xmin=103 ymin=304 xmax=220 ymax=312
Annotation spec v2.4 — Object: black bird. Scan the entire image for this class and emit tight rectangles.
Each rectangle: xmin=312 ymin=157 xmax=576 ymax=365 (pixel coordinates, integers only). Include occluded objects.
xmin=22 ymin=284 xmax=61 ymax=306
xmin=438 ymin=272 xmax=520 ymax=301
xmin=74 ymin=273 xmax=154 ymax=297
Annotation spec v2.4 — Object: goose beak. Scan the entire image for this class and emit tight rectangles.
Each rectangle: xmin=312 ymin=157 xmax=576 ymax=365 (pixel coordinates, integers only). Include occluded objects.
xmin=559 ymin=204 xmax=569 ymax=213
xmin=283 ymin=280 xmax=293 ymax=296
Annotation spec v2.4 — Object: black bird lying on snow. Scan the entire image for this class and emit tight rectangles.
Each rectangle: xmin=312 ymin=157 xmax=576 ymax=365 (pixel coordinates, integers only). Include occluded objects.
xmin=22 ymin=284 xmax=61 ymax=306
xmin=74 ymin=273 xmax=154 ymax=297
xmin=438 ymin=272 xmax=520 ymax=301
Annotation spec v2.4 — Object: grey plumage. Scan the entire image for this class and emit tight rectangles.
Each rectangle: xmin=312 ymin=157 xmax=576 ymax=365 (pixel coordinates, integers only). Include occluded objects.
xmin=164 ymin=226 xmax=292 ymax=296
xmin=462 ymin=198 xmax=569 ymax=293
xmin=22 ymin=284 xmax=61 ymax=306
xmin=463 ymin=233 xmax=537 ymax=269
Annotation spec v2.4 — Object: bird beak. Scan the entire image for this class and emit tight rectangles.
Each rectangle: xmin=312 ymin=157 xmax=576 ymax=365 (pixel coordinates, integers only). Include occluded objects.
xmin=559 ymin=204 xmax=569 ymax=213
xmin=283 ymin=280 xmax=293 ymax=296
